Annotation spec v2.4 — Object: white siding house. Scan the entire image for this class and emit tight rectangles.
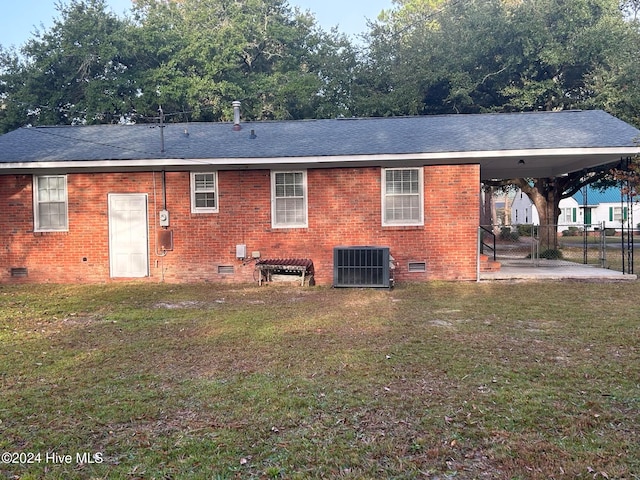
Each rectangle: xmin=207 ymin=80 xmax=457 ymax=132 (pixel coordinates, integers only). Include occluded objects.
xmin=511 ymin=187 xmax=638 ymax=232
xmin=511 ymin=189 xmax=540 ymax=225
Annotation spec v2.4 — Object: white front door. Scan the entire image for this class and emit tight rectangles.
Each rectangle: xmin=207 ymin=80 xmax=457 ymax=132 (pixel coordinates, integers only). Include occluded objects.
xmin=108 ymin=194 xmax=149 ymax=278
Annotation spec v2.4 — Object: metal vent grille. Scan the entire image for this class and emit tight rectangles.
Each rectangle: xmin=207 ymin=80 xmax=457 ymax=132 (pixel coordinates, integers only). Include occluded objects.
xmin=11 ymin=267 xmax=28 ymax=278
xmin=217 ymin=265 xmax=235 ymax=275
xmin=333 ymin=247 xmax=391 ymax=288
xmin=408 ymin=261 xmax=426 ymax=272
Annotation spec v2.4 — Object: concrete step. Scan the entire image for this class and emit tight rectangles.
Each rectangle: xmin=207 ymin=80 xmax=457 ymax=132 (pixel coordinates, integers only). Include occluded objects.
xmin=481 ymin=260 xmax=502 ymax=272
xmin=479 ymin=254 xmax=501 ymax=272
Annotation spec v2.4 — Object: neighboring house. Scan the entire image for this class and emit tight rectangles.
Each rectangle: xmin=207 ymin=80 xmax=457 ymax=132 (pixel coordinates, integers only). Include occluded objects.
xmin=1 ymin=107 xmax=639 ymax=285
xmin=511 ymin=189 xmax=539 ymax=225
xmin=512 ymin=186 xmax=639 ymax=232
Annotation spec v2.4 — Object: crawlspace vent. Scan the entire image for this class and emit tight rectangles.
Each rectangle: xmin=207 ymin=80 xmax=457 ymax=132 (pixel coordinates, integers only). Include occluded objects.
xmin=333 ymin=246 xmax=391 ymax=288
xmin=11 ymin=267 xmax=28 ymax=278
xmin=408 ymin=261 xmax=426 ymax=272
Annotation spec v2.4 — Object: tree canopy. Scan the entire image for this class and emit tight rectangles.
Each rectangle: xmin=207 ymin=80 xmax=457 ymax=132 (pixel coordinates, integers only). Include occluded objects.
xmin=2 ymin=0 xmax=639 ymax=131
xmin=0 ymin=0 xmax=358 ymax=131
xmin=361 ymin=0 xmax=640 ymax=122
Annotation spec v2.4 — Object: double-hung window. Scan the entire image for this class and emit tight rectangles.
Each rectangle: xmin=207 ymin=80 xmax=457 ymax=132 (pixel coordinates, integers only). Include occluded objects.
xmin=382 ymin=168 xmax=424 ymax=226
xmin=191 ymin=172 xmax=218 ymax=213
xmin=561 ymin=207 xmax=576 ymax=224
xmin=34 ymin=175 xmax=68 ymax=232
xmin=271 ymin=171 xmax=308 ymax=228
xmin=610 ymin=206 xmax=627 ymax=223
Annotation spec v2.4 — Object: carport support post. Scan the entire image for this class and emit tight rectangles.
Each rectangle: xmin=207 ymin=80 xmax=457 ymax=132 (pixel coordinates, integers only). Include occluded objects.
xmin=477 ymin=228 xmax=481 ymax=282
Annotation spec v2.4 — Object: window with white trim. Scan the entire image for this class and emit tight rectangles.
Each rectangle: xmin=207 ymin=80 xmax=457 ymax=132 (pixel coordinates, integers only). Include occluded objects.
xmin=382 ymin=168 xmax=424 ymax=226
xmin=271 ymin=171 xmax=308 ymax=228
xmin=610 ymin=206 xmax=627 ymax=222
xmin=561 ymin=207 xmax=576 ymax=224
xmin=34 ymin=175 xmax=68 ymax=232
xmin=191 ymin=172 xmax=218 ymax=213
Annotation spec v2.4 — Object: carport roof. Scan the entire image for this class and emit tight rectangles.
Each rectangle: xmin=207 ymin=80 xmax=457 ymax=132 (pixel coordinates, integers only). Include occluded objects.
xmin=0 ymin=109 xmax=638 ymax=180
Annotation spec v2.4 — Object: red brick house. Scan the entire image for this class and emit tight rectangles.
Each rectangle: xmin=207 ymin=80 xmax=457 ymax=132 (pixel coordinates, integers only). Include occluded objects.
xmin=0 ymin=108 xmax=638 ymax=285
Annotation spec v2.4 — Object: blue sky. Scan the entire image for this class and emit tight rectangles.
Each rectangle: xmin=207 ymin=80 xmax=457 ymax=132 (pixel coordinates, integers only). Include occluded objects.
xmin=0 ymin=0 xmax=393 ymax=49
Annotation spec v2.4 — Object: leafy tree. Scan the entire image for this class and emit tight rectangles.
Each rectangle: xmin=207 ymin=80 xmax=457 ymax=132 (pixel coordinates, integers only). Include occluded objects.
xmin=362 ymin=0 xmax=638 ymax=116
xmin=622 ymin=0 xmax=640 ymax=19
xmin=0 ymin=0 xmax=137 ymax=130
xmin=128 ymin=0 xmax=358 ymax=122
xmin=583 ymin=16 xmax=640 ymax=127
xmin=0 ymin=47 xmax=25 ymax=133
xmin=497 ymin=0 xmax=630 ymax=110
xmin=0 ymin=0 xmax=359 ymax=131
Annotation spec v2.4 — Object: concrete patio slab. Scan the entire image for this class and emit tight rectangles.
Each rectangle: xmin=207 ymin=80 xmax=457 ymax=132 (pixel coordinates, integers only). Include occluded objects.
xmin=480 ymin=259 xmax=637 ymax=281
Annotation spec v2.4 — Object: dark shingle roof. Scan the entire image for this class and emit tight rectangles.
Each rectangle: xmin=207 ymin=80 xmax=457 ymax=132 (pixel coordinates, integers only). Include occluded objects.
xmin=0 ymin=110 xmax=638 ymax=180
xmin=0 ymin=109 xmax=637 ymax=163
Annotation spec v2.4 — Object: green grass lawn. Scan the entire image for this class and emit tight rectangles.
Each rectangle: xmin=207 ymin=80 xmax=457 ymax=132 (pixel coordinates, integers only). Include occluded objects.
xmin=1 ymin=282 xmax=638 ymax=479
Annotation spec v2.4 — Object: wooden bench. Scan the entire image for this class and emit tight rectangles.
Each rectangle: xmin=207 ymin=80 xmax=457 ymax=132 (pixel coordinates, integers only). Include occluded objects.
xmin=256 ymin=258 xmax=314 ymax=286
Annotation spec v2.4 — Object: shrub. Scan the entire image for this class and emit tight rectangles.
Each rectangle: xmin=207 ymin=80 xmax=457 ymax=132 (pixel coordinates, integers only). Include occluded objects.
xmin=500 ymin=226 xmax=520 ymax=241
xmin=540 ymin=249 xmax=563 ymax=259
xmin=562 ymin=226 xmax=581 ymax=237
xmin=605 ymin=228 xmax=616 ymax=236
xmin=517 ymin=224 xmax=535 ymax=236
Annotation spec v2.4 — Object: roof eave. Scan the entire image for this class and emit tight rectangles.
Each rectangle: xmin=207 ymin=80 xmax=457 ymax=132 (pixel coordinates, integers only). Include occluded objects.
xmin=0 ymin=146 xmax=638 ymax=177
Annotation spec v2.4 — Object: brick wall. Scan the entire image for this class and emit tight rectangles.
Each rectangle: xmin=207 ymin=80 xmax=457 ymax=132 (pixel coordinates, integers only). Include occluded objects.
xmin=0 ymin=164 xmax=480 ymax=284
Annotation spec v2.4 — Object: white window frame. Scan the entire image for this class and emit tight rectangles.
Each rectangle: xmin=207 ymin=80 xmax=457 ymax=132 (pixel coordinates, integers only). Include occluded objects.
xmin=612 ymin=206 xmax=626 ymax=222
xmin=271 ymin=170 xmax=308 ymax=228
xmin=561 ymin=207 xmax=575 ymax=224
xmin=33 ymin=175 xmax=68 ymax=232
xmin=190 ymin=172 xmax=219 ymax=213
xmin=381 ymin=168 xmax=424 ymax=226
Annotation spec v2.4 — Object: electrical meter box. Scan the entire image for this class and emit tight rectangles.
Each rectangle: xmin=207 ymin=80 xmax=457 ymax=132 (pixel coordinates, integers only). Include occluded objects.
xmin=236 ymin=244 xmax=247 ymax=259
xmin=159 ymin=209 xmax=170 ymax=227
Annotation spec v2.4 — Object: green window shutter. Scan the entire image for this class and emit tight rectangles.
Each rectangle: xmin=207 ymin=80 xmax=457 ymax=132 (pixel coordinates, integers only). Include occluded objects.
xmin=609 ymin=207 xmax=613 ymax=221
xmin=572 ymin=208 xmax=577 ymax=222
xmin=624 ymin=207 xmax=628 ymax=221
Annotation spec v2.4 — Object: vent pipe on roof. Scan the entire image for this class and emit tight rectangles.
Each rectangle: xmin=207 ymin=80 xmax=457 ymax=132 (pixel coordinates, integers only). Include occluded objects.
xmin=232 ymin=101 xmax=242 ymax=131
